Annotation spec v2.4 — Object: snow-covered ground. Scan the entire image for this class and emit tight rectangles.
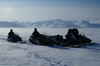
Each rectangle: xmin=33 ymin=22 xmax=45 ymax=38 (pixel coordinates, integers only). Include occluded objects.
xmin=0 ymin=28 xmax=100 ymax=66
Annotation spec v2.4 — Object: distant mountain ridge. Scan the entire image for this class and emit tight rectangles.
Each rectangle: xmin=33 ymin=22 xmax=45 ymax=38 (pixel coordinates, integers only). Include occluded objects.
xmin=14 ymin=19 xmax=100 ymax=28
xmin=75 ymin=20 xmax=100 ymax=28
xmin=90 ymin=19 xmax=100 ymax=24
xmin=0 ymin=19 xmax=100 ymax=28
xmin=0 ymin=21 xmax=24 ymax=27
xmin=30 ymin=19 xmax=80 ymax=28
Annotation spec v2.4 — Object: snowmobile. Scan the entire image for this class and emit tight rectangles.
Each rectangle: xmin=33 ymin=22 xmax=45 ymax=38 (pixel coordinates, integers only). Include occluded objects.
xmin=78 ymin=34 xmax=92 ymax=45
xmin=29 ymin=34 xmax=56 ymax=46
xmin=44 ymin=34 xmax=81 ymax=48
xmin=63 ymin=39 xmax=81 ymax=47
xmin=7 ymin=34 xmax=24 ymax=43
xmin=54 ymin=34 xmax=81 ymax=47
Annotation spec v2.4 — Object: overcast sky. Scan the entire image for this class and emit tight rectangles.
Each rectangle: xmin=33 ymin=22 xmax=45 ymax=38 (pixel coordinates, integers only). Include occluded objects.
xmin=0 ymin=0 xmax=100 ymax=22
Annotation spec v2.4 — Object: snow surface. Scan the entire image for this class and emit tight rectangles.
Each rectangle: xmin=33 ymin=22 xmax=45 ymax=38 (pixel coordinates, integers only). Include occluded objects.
xmin=0 ymin=28 xmax=100 ymax=66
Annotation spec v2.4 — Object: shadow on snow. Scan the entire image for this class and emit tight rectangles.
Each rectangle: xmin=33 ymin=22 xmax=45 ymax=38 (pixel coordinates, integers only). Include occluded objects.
xmin=81 ymin=42 xmax=100 ymax=52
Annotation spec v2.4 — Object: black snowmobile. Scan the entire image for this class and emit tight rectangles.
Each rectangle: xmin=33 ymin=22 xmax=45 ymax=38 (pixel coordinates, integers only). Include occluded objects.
xmin=78 ymin=34 xmax=92 ymax=45
xmin=61 ymin=28 xmax=92 ymax=47
xmin=63 ymin=39 xmax=81 ymax=47
xmin=7 ymin=34 xmax=23 ymax=42
xmin=29 ymin=34 xmax=56 ymax=46
xmin=54 ymin=34 xmax=81 ymax=47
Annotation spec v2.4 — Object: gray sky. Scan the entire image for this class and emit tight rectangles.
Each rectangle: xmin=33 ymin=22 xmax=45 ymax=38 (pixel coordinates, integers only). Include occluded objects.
xmin=0 ymin=0 xmax=100 ymax=22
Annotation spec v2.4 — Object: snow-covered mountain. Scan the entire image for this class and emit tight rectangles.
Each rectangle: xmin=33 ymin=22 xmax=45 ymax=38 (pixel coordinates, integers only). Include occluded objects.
xmin=0 ymin=21 xmax=24 ymax=27
xmin=0 ymin=19 xmax=100 ymax=28
xmin=14 ymin=19 xmax=100 ymax=28
xmin=90 ymin=19 xmax=100 ymax=24
xmin=30 ymin=19 xmax=80 ymax=28
xmin=75 ymin=20 xmax=90 ymax=27
xmin=13 ymin=21 xmax=32 ymax=27
xmin=14 ymin=19 xmax=80 ymax=28
xmin=75 ymin=20 xmax=100 ymax=28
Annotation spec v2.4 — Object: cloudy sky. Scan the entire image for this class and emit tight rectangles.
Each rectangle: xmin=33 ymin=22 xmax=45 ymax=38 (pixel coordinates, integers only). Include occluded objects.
xmin=0 ymin=0 xmax=100 ymax=22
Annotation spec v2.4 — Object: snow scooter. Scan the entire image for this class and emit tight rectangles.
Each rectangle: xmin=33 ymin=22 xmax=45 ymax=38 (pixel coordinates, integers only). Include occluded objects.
xmin=7 ymin=34 xmax=25 ymax=43
xmin=44 ymin=34 xmax=81 ymax=48
xmin=78 ymin=34 xmax=92 ymax=46
xmin=49 ymin=34 xmax=81 ymax=48
xmin=29 ymin=34 xmax=56 ymax=46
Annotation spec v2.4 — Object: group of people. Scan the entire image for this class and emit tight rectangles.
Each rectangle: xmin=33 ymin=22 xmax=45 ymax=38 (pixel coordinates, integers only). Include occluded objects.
xmin=8 ymin=28 xmax=79 ymax=40
xmin=7 ymin=28 xmax=40 ymax=43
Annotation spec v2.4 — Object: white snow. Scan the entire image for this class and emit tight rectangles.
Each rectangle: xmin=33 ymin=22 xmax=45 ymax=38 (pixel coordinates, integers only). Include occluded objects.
xmin=0 ymin=28 xmax=100 ymax=66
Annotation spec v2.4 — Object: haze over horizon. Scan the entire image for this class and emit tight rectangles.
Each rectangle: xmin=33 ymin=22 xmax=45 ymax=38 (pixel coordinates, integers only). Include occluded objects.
xmin=0 ymin=0 xmax=100 ymax=22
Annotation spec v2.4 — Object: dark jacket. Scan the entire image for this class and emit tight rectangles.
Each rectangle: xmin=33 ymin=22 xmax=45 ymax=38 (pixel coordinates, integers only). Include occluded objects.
xmin=8 ymin=32 xmax=14 ymax=37
xmin=32 ymin=31 xmax=40 ymax=37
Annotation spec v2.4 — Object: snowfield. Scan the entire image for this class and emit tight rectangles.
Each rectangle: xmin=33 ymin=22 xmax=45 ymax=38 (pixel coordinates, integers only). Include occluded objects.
xmin=0 ymin=28 xmax=100 ymax=66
